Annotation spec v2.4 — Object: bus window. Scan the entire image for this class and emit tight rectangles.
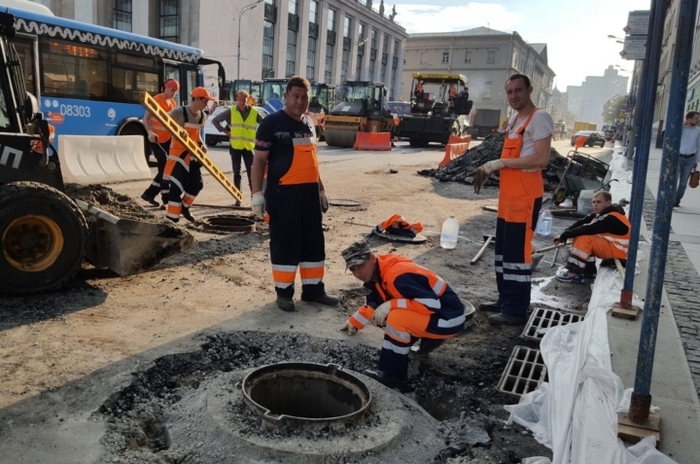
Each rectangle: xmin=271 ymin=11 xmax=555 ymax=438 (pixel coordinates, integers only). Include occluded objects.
xmin=112 ymin=68 xmax=159 ymax=102
xmin=40 ymin=40 xmax=108 ymax=100
xmin=184 ymin=67 xmax=198 ymax=104
xmin=164 ymin=64 xmax=180 ymax=86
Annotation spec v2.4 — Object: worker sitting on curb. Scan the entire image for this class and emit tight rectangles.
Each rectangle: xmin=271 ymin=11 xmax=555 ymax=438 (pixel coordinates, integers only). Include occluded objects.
xmin=554 ymin=191 xmax=630 ymax=283
xmin=339 ymin=240 xmax=472 ymax=389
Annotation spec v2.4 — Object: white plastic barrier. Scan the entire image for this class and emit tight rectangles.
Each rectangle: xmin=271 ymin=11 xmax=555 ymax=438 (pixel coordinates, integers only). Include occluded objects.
xmin=58 ymin=135 xmax=151 ymax=184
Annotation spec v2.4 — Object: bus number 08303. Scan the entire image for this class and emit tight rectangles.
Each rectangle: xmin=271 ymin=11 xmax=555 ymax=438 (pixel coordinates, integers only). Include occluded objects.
xmin=60 ymin=104 xmax=92 ymax=118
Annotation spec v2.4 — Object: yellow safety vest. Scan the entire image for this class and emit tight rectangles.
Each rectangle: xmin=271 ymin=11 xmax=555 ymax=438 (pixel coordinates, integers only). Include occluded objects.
xmin=230 ymin=106 xmax=258 ymax=151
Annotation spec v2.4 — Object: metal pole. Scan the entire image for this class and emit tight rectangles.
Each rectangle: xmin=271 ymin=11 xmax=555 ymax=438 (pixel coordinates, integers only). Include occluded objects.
xmin=619 ymin=1 xmax=664 ymax=308
xmin=237 ymin=1 xmax=261 ymax=81
xmin=629 ymin=0 xmax=698 ymax=424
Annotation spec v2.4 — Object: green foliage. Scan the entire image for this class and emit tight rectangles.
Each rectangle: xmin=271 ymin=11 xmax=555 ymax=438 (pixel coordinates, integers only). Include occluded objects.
xmin=602 ymin=95 xmax=627 ymax=124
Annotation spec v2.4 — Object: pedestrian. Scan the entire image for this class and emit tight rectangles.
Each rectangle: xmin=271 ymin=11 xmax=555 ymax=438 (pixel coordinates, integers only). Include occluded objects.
xmin=339 ymin=240 xmax=470 ymax=388
xmin=250 ymin=76 xmax=337 ymax=312
xmin=469 ymin=74 xmax=553 ymax=325
xmin=675 ymin=111 xmax=700 ymax=207
xmin=162 ymin=86 xmax=214 ymax=223
xmin=141 ymin=79 xmax=179 ymax=207
xmin=211 ymin=90 xmax=263 ymax=205
xmin=554 ymin=191 xmax=630 ymax=283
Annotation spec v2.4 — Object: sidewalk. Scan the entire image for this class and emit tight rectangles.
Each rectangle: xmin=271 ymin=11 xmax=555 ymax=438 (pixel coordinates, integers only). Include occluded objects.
xmin=608 ymin=144 xmax=700 ymax=463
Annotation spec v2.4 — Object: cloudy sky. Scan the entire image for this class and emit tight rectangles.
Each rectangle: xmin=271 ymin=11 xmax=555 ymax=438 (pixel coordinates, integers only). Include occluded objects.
xmin=385 ymin=0 xmax=652 ymax=89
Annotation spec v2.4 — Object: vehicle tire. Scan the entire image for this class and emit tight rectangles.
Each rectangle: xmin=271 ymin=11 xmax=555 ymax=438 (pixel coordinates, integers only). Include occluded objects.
xmin=0 ymin=182 xmax=88 ymax=295
xmin=600 ymin=141 xmax=606 ymax=148
xmin=119 ymin=122 xmax=150 ymax=163
xmin=205 ymin=137 xmax=217 ymax=148
xmin=571 ymin=141 xmax=575 ymax=146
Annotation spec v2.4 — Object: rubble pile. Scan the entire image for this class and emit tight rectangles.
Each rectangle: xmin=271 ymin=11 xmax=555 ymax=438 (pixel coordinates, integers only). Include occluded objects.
xmin=417 ymin=132 xmax=569 ymax=192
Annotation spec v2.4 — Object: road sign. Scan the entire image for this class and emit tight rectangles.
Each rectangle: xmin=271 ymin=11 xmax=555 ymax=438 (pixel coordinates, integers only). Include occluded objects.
xmin=622 ymin=35 xmax=647 ymax=60
xmin=625 ymin=10 xmax=650 ymax=36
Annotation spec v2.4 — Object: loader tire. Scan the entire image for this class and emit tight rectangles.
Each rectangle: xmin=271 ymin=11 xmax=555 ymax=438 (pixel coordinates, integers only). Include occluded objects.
xmin=0 ymin=182 xmax=88 ymax=295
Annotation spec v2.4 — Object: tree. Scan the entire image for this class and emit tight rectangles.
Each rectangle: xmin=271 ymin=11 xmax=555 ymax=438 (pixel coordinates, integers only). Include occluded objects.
xmin=602 ymin=95 xmax=627 ymax=124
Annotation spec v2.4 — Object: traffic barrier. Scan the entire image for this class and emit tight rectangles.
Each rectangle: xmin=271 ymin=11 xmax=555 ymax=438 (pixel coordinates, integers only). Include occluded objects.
xmin=353 ymin=131 xmax=392 ymax=151
xmin=58 ymin=135 xmax=151 ymax=184
xmin=439 ymin=141 xmax=470 ymax=167
xmin=447 ymin=134 xmax=472 ymax=145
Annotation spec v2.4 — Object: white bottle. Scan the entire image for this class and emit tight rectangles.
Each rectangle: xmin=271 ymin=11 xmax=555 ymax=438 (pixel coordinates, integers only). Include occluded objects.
xmin=536 ymin=209 xmax=553 ymax=237
xmin=440 ymin=216 xmax=459 ymax=249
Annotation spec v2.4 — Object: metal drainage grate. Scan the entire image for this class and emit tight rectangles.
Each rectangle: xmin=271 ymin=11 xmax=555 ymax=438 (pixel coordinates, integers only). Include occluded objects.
xmin=496 ymin=346 xmax=547 ymax=399
xmin=521 ymin=307 xmax=585 ymax=341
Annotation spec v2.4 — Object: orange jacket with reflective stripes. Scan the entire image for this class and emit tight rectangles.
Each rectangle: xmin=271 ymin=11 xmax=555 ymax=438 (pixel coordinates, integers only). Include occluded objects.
xmin=150 ymin=94 xmax=176 ymax=143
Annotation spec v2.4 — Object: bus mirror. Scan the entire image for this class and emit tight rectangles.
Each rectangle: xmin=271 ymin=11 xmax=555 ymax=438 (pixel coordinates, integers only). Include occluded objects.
xmin=0 ymin=12 xmax=16 ymax=38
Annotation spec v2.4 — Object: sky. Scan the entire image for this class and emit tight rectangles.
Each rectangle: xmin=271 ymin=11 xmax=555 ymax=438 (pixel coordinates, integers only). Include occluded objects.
xmin=385 ymin=0 xmax=652 ymax=90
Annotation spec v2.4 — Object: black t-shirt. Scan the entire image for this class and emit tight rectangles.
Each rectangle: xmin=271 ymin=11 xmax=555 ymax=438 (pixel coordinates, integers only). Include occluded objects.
xmin=254 ymin=110 xmax=316 ymax=185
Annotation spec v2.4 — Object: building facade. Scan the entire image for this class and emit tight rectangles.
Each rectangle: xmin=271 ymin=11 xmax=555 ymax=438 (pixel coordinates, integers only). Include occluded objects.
xmin=402 ymin=28 xmax=555 ymax=120
xmin=29 ymin=0 xmax=408 ymax=100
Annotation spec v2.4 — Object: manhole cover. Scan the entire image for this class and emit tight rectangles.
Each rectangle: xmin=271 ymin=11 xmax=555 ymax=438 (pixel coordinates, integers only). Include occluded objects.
xmin=329 ymin=199 xmax=362 ymax=207
xmin=201 ymin=215 xmax=255 ymax=232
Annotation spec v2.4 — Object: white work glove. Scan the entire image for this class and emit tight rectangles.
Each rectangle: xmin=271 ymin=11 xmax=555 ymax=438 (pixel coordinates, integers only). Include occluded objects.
xmin=320 ymin=190 xmax=329 ymax=213
xmin=372 ymin=301 xmax=392 ymax=326
xmin=468 ymin=159 xmax=505 ymax=194
xmin=480 ymin=159 xmax=505 ymax=175
xmin=340 ymin=321 xmax=358 ymax=335
xmin=147 ymin=131 xmax=158 ymax=143
xmin=251 ymin=192 xmax=266 ymax=220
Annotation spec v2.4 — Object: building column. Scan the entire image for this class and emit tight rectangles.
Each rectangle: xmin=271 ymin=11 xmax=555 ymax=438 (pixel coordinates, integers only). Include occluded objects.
xmin=376 ymin=31 xmax=385 ymax=85
xmin=348 ymin=20 xmax=360 ymax=80
xmin=360 ymin=25 xmax=372 ymax=81
xmin=298 ymin=2 xmax=310 ymax=79
xmin=274 ymin=2 xmax=290 ymax=79
xmin=332 ymin=10 xmax=345 ymax=87
xmin=316 ymin=3 xmax=329 ymax=84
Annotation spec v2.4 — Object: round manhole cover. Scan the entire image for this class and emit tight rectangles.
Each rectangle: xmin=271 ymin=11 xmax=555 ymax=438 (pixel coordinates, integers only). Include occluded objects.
xmin=328 ymin=199 xmax=362 ymax=207
xmin=201 ymin=215 xmax=256 ymax=232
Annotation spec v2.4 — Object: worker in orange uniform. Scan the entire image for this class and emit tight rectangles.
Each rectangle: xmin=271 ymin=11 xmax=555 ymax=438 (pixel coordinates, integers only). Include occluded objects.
xmin=339 ymin=240 xmax=471 ymax=388
xmin=469 ymin=74 xmax=553 ymax=325
xmin=251 ymin=76 xmax=338 ymax=312
xmin=162 ymin=86 xmax=215 ymax=223
xmin=414 ymin=80 xmax=424 ymax=100
xmin=142 ymin=79 xmax=179 ymax=207
xmin=553 ymin=191 xmax=630 ymax=283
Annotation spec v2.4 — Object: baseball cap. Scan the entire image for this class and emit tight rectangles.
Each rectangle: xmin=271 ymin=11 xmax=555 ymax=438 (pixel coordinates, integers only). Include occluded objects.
xmin=341 ymin=240 xmax=371 ymax=270
xmin=192 ymin=86 xmax=215 ymax=100
xmin=163 ymin=79 xmax=179 ymax=90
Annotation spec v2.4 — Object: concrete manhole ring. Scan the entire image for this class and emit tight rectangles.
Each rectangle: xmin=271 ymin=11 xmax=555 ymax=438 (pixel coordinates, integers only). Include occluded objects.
xmin=328 ymin=199 xmax=362 ymax=207
xmin=201 ymin=215 xmax=256 ymax=232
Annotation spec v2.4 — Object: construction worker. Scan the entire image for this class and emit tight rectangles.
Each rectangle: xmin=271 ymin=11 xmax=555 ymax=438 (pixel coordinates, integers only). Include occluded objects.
xmin=211 ymin=90 xmax=263 ymax=205
xmin=469 ymin=74 xmax=553 ymax=325
xmin=414 ymin=80 xmax=424 ymax=100
xmin=162 ymin=86 xmax=215 ymax=223
xmin=554 ymin=191 xmax=630 ymax=283
xmin=339 ymin=240 xmax=470 ymax=388
xmin=141 ymin=79 xmax=179 ymax=207
xmin=251 ymin=76 xmax=338 ymax=312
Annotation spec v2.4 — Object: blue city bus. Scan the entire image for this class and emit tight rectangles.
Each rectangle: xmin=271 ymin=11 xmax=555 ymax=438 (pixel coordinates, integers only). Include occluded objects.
xmin=2 ymin=3 xmax=225 ymax=155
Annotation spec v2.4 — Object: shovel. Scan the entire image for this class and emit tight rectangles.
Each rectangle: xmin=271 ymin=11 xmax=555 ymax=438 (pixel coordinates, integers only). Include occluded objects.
xmin=531 ymin=243 xmax=568 ymax=271
xmin=470 ymin=235 xmax=494 ymax=264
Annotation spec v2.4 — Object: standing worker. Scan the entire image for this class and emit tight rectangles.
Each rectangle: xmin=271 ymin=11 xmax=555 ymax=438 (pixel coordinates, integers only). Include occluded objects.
xmin=141 ymin=79 xmax=179 ymax=207
xmin=339 ymin=240 xmax=469 ymax=388
xmin=675 ymin=111 xmax=700 ymax=207
xmin=251 ymin=76 xmax=338 ymax=312
xmin=211 ymin=90 xmax=263 ymax=205
xmin=162 ymin=86 xmax=215 ymax=223
xmin=469 ymin=74 xmax=553 ymax=325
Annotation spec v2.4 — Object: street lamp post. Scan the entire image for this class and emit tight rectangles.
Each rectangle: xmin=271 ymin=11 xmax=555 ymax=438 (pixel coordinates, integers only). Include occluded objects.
xmin=237 ymin=0 xmax=263 ymax=80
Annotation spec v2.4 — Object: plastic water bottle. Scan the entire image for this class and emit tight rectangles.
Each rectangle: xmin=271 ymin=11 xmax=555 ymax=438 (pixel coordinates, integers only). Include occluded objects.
xmin=536 ymin=209 xmax=553 ymax=237
xmin=440 ymin=216 xmax=459 ymax=249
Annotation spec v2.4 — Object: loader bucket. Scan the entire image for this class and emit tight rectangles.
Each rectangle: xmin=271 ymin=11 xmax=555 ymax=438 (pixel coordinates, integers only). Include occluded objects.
xmin=75 ymin=200 xmax=194 ymax=276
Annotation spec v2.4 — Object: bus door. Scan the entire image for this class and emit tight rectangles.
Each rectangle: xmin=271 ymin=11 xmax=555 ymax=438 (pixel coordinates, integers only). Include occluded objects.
xmin=163 ymin=61 xmax=198 ymax=106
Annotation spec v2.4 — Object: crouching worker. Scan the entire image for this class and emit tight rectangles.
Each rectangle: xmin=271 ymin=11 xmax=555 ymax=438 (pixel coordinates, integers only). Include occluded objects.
xmin=554 ymin=191 xmax=630 ymax=283
xmin=339 ymin=240 xmax=471 ymax=388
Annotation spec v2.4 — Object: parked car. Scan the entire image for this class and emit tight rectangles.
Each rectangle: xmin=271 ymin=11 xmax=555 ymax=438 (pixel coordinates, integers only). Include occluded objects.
xmin=203 ymin=106 xmax=269 ymax=147
xmin=570 ymin=130 xmax=606 ymax=148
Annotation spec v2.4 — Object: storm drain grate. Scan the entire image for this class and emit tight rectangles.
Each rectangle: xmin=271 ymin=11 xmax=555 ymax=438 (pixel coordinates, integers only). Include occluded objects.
xmin=521 ymin=307 xmax=585 ymax=341
xmin=496 ymin=346 xmax=547 ymax=398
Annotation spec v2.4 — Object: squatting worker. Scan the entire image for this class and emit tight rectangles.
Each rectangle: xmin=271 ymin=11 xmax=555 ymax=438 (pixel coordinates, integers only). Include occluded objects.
xmin=675 ymin=111 xmax=700 ymax=207
xmin=211 ymin=90 xmax=263 ymax=206
xmin=251 ymin=75 xmax=337 ymax=312
xmin=470 ymin=74 xmax=553 ymax=325
xmin=340 ymin=240 xmax=469 ymax=388
xmin=554 ymin=191 xmax=630 ymax=284
xmin=141 ymin=79 xmax=179 ymax=208
xmin=162 ymin=86 xmax=214 ymax=223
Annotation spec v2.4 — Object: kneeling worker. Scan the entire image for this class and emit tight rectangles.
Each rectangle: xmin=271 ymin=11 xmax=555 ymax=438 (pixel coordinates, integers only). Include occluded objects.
xmin=554 ymin=191 xmax=630 ymax=283
xmin=340 ymin=240 xmax=470 ymax=387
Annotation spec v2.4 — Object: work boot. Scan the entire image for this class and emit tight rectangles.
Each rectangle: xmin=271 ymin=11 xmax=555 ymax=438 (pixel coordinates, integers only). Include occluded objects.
xmin=276 ymin=296 xmax=295 ymax=312
xmin=363 ymin=369 xmax=406 ymax=389
xmin=478 ymin=301 xmax=501 ymax=312
xmin=301 ymin=293 xmax=339 ymax=306
xmin=181 ymin=207 xmax=196 ymax=223
xmin=488 ymin=313 xmax=527 ymax=326
xmin=165 ymin=216 xmax=178 ymax=223
xmin=140 ymin=193 xmax=159 ymax=207
xmin=410 ymin=338 xmax=444 ymax=356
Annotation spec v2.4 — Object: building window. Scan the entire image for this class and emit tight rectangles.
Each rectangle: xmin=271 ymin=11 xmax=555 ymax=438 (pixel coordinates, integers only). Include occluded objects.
xmin=309 ymin=0 xmax=318 ymax=23
xmin=487 ymin=50 xmax=495 ymax=64
xmin=286 ymin=29 xmax=297 ymax=78
xmin=464 ymin=51 xmax=471 ymax=63
xmin=325 ymin=43 xmax=334 ymax=82
xmin=159 ymin=0 xmax=178 ymax=42
xmin=327 ymin=8 xmax=335 ymax=31
xmin=442 ymin=52 xmax=449 ymax=64
xmin=368 ymin=29 xmax=377 ymax=81
xmin=113 ymin=0 xmax=132 ymax=32
xmin=484 ymin=81 xmax=491 ymax=99
xmin=356 ymin=23 xmax=365 ymax=79
xmin=307 ymin=37 xmax=316 ymax=81
xmin=289 ymin=0 xmax=297 ymax=15
xmin=263 ymin=20 xmax=275 ymax=78
xmin=344 ymin=16 xmax=351 ymax=39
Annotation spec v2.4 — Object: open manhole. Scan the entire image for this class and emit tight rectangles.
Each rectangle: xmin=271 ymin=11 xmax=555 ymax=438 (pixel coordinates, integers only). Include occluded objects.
xmin=201 ymin=215 xmax=255 ymax=232
xmin=242 ymin=362 xmax=372 ymax=431
xmin=328 ymin=198 xmax=362 ymax=207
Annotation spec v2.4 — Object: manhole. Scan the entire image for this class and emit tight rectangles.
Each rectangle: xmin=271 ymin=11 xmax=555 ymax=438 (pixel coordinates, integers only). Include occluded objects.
xmin=242 ymin=362 xmax=372 ymax=431
xmin=329 ymin=198 xmax=362 ymax=207
xmin=496 ymin=346 xmax=547 ymax=399
xmin=521 ymin=307 xmax=585 ymax=341
xmin=201 ymin=215 xmax=255 ymax=232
